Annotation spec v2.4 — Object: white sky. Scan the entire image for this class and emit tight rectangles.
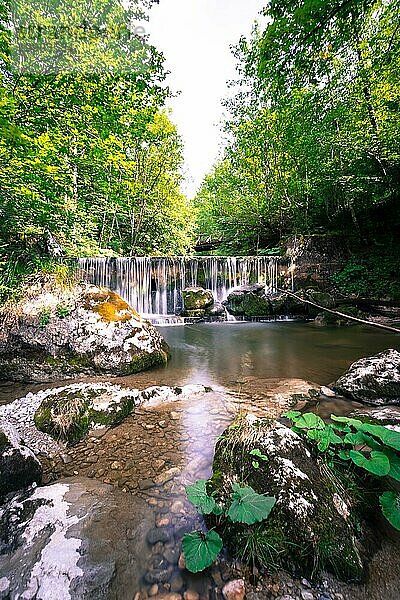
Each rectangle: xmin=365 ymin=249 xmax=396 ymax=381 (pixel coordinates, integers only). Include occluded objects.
xmin=147 ymin=0 xmax=264 ymax=198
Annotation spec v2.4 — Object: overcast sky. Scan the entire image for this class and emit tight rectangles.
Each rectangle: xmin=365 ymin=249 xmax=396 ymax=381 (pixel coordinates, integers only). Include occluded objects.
xmin=147 ymin=0 xmax=264 ymax=198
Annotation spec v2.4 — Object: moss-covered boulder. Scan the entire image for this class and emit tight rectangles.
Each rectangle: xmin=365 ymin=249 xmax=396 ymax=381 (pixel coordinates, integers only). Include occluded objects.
xmin=208 ymin=415 xmax=365 ymax=581
xmin=226 ymin=285 xmax=272 ymax=317
xmin=0 ymin=277 xmax=170 ymax=382
xmin=0 ymin=420 xmax=42 ymax=500
xmin=182 ymin=287 xmax=214 ymax=311
xmin=33 ymin=383 xmax=141 ymax=445
xmin=333 ymin=349 xmax=400 ymax=405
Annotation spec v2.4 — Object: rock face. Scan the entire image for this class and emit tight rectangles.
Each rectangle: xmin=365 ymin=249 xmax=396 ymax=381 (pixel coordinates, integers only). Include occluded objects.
xmin=333 ymin=349 xmax=400 ymax=405
xmin=0 ymin=477 xmax=152 ymax=599
xmin=210 ymin=415 xmax=365 ymax=580
xmin=0 ymin=420 xmax=42 ymax=500
xmin=0 ymin=277 xmax=170 ymax=382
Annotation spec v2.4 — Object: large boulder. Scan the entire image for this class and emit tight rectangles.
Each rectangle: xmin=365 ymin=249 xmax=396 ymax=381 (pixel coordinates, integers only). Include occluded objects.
xmin=182 ymin=287 xmax=214 ymax=311
xmin=333 ymin=349 xmax=400 ymax=405
xmin=226 ymin=285 xmax=271 ymax=317
xmin=0 ymin=477 xmax=152 ymax=599
xmin=209 ymin=415 xmax=365 ymax=580
xmin=0 ymin=277 xmax=170 ymax=382
xmin=0 ymin=420 xmax=42 ymax=501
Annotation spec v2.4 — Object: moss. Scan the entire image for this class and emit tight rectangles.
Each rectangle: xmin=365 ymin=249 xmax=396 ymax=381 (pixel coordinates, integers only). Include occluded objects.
xmin=124 ymin=348 xmax=169 ymax=375
xmin=34 ymin=389 xmax=137 ymax=445
xmin=84 ymin=289 xmax=140 ymax=323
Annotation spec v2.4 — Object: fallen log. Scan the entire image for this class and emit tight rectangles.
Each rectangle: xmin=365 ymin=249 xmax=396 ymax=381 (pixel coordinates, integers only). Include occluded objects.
xmin=277 ymin=288 xmax=400 ymax=334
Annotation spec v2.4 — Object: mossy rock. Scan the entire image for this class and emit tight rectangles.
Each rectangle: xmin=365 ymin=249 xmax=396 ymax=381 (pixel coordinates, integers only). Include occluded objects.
xmin=316 ymin=305 xmax=365 ymax=327
xmin=181 ymin=309 xmax=207 ymax=318
xmin=34 ymin=385 xmax=139 ymax=445
xmin=182 ymin=288 xmax=214 ymax=311
xmin=227 ymin=291 xmax=272 ymax=317
xmin=208 ymin=415 xmax=366 ymax=581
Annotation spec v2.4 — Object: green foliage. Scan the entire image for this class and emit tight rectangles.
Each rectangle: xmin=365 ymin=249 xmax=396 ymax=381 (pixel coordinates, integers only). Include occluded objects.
xmin=38 ymin=309 xmax=51 ymax=328
xmin=227 ymin=483 xmax=276 ymax=525
xmin=0 ymin=0 xmax=195 ymax=300
xmin=250 ymin=447 xmax=269 ymax=469
xmin=181 ymin=530 xmax=223 ymax=573
xmin=185 ymin=480 xmax=218 ymax=515
xmin=184 ymin=478 xmax=276 ymax=573
xmin=380 ymin=491 xmax=400 ymax=530
xmin=195 ymin=0 xmax=400 ymax=257
xmin=285 ymin=411 xmax=400 ymax=530
xmin=55 ymin=304 xmax=72 ymax=318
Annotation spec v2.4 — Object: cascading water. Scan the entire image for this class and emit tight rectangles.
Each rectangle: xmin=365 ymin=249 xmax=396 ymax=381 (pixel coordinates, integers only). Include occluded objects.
xmin=78 ymin=256 xmax=291 ymax=321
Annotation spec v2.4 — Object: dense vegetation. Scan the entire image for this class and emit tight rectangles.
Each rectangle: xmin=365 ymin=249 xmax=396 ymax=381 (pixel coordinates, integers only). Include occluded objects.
xmin=0 ymin=0 xmax=195 ymax=298
xmin=195 ymin=0 xmax=400 ymax=256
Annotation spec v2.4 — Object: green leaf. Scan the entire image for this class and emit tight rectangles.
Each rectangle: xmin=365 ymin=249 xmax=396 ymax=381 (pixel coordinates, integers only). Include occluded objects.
xmin=338 ymin=450 xmax=351 ymax=461
xmin=252 ymin=460 xmax=260 ymax=469
xmin=349 ymin=450 xmax=391 ymax=476
xmin=307 ymin=425 xmax=342 ymax=452
xmin=281 ymin=410 xmax=302 ymax=421
xmin=293 ymin=412 xmax=325 ymax=430
xmin=227 ymin=484 xmax=276 ymax=525
xmin=344 ymin=431 xmax=382 ymax=450
xmin=359 ymin=423 xmax=400 ymax=452
xmin=380 ymin=491 xmax=400 ymax=530
xmin=331 ymin=415 xmax=363 ymax=428
xmin=182 ymin=530 xmax=223 ymax=572
xmin=383 ymin=449 xmax=400 ymax=482
xmin=250 ymin=448 xmax=269 ymax=461
xmin=186 ymin=480 xmax=216 ymax=515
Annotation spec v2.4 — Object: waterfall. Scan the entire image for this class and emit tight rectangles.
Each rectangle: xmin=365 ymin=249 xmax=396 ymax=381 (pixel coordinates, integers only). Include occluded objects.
xmin=78 ymin=256 xmax=291 ymax=319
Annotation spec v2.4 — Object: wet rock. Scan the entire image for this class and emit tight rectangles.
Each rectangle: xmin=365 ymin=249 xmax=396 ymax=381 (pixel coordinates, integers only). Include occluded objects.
xmin=333 ymin=349 xmax=400 ymax=405
xmin=226 ymin=287 xmax=271 ymax=318
xmin=144 ymin=568 xmax=172 ymax=584
xmin=163 ymin=546 xmax=180 ymax=565
xmin=182 ymin=288 xmax=214 ymax=311
xmin=210 ymin=416 xmax=366 ymax=581
xmin=208 ymin=302 xmax=225 ymax=317
xmin=0 ymin=278 xmax=170 ymax=383
xmin=0 ymin=477 xmax=151 ymax=599
xmin=349 ymin=405 xmax=400 ymax=428
xmin=147 ymin=527 xmax=171 ymax=545
xmin=149 ymin=584 xmax=159 ymax=596
xmin=170 ymin=572 xmax=184 ymax=592
xmin=0 ymin=420 xmax=42 ymax=500
xmin=222 ymin=579 xmax=245 ymax=600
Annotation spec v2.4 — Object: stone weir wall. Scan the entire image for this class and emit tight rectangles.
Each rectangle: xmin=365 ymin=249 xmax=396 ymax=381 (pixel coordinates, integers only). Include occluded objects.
xmin=77 ymin=256 xmax=293 ymax=317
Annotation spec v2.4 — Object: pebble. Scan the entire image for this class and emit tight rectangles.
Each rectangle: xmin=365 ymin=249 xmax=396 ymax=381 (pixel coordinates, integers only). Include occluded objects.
xmin=163 ymin=547 xmax=180 ymax=565
xmin=170 ymin=573 xmax=184 ymax=592
xmin=178 ymin=553 xmax=186 ymax=570
xmin=147 ymin=528 xmax=171 ymax=545
xmin=148 ymin=584 xmax=159 ymax=596
xmin=144 ymin=568 xmax=171 ymax=585
xmin=222 ymin=579 xmax=245 ymax=600
xmin=184 ymin=591 xmax=200 ymax=600
xmin=139 ymin=479 xmax=155 ymax=490
xmin=301 ymin=592 xmax=314 ymax=600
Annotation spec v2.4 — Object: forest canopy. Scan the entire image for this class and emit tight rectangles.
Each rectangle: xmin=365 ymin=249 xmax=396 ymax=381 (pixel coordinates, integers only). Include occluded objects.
xmin=195 ymin=0 xmax=400 ymax=255
xmin=0 ymin=0 xmax=195 ymax=293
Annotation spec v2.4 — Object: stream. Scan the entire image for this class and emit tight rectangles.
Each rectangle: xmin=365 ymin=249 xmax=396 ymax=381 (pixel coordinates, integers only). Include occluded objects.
xmin=2 ymin=322 xmax=400 ymax=599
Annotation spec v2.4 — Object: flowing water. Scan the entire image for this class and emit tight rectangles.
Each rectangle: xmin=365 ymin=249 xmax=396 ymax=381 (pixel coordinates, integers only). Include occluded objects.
xmin=78 ymin=256 xmax=292 ymax=319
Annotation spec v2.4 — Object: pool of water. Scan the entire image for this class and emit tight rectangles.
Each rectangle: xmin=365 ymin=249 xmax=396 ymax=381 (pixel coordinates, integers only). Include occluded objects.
xmin=1 ymin=321 xmax=399 ymax=406
xmin=157 ymin=321 xmax=399 ymax=387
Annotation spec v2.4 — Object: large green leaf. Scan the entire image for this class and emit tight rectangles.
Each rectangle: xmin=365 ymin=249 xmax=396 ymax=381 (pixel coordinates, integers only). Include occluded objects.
xmin=349 ymin=450 xmax=391 ymax=476
xmin=331 ymin=415 xmax=363 ymax=428
xmin=380 ymin=492 xmax=400 ymax=530
xmin=182 ymin=530 xmax=223 ymax=573
xmin=383 ymin=449 xmax=400 ymax=482
xmin=227 ymin=483 xmax=276 ymax=525
xmin=293 ymin=413 xmax=325 ymax=430
xmin=307 ymin=425 xmax=342 ymax=452
xmin=359 ymin=423 xmax=400 ymax=452
xmin=344 ymin=431 xmax=382 ymax=450
xmin=186 ymin=480 xmax=216 ymax=514
xmin=281 ymin=410 xmax=302 ymax=421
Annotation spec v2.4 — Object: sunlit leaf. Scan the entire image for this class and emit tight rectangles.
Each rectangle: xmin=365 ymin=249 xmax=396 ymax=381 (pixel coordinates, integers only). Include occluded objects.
xmin=182 ymin=530 xmax=223 ymax=573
